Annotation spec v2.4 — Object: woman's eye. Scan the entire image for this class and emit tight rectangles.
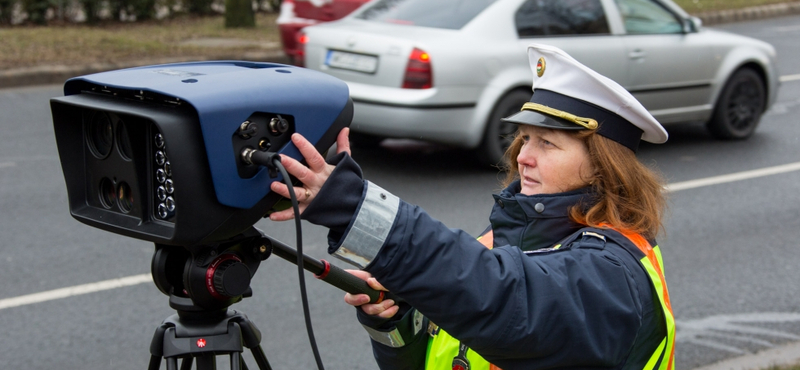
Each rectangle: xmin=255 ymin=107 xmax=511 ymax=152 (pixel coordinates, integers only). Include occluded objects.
xmin=521 ymin=135 xmax=530 ymax=142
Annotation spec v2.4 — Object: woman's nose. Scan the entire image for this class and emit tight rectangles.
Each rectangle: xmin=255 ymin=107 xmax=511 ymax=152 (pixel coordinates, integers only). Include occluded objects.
xmin=517 ymin=146 xmax=535 ymax=167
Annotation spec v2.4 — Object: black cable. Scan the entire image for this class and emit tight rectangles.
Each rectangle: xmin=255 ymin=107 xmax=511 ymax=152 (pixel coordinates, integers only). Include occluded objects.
xmin=271 ymin=157 xmax=325 ymax=370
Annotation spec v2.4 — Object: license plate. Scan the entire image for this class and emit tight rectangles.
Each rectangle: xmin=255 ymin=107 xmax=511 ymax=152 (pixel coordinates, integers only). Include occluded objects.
xmin=325 ymin=50 xmax=378 ymax=74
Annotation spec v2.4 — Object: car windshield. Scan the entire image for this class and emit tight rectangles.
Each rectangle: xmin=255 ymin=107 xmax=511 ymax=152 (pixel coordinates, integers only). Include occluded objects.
xmin=355 ymin=0 xmax=498 ymax=29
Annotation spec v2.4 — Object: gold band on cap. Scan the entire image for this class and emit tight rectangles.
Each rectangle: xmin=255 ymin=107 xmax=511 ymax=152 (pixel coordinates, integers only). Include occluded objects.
xmin=521 ymin=102 xmax=598 ymax=130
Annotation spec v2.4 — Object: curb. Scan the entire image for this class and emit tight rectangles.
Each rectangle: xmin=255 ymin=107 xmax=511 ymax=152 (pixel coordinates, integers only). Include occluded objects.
xmin=0 ymin=50 xmax=290 ymax=89
xmin=694 ymin=340 xmax=800 ymax=370
xmin=1 ymin=2 xmax=799 ymax=89
xmin=696 ymin=1 xmax=800 ymax=25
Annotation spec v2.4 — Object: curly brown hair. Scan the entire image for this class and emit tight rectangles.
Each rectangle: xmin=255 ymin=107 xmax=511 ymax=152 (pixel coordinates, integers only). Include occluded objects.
xmin=501 ymin=128 xmax=666 ymax=239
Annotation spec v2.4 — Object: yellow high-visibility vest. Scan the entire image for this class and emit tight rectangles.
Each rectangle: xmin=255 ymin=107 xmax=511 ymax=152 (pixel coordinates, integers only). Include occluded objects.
xmin=423 ymin=228 xmax=675 ymax=370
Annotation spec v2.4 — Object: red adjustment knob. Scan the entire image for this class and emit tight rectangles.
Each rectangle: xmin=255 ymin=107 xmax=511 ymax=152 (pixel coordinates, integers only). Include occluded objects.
xmin=206 ymin=254 xmax=251 ymax=299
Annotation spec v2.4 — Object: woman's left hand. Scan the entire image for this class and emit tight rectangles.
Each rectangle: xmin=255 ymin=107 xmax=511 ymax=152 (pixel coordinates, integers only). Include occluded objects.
xmin=268 ymin=128 xmax=351 ymax=221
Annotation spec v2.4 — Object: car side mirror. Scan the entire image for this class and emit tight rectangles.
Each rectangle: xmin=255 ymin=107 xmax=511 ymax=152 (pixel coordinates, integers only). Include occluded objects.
xmin=683 ymin=16 xmax=702 ymax=33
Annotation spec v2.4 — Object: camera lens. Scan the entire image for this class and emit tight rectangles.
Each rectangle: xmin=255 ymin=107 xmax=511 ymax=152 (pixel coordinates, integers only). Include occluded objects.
xmin=116 ymin=119 xmax=133 ymax=161
xmin=99 ymin=178 xmax=115 ymax=209
xmin=156 ymin=169 xmax=167 ymax=183
xmin=165 ymin=196 xmax=176 ymax=212
xmin=157 ymin=186 xmax=167 ymax=201
xmin=87 ymin=113 xmax=113 ymax=159
xmin=117 ymin=182 xmax=133 ymax=213
xmin=155 ymin=151 xmax=166 ymax=166
xmin=164 ymin=179 xmax=174 ymax=194
xmin=154 ymin=133 xmax=165 ymax=148
xmin=157 ymin=203 xmax=169 ymax=219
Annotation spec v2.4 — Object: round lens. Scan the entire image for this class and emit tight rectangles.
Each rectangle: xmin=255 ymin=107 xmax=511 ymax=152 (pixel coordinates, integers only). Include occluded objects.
xmin=99 ymin=178 xmax=115 ymax=209
xmin=87 ymin=113 xmax=113 ymax=159
xmin=155 ymin=151 xmax=166 ymax=166
xmin=156 ymin=169 xmax=167 ymax=183
xmin=164 ymin=179 xmax=174 ymax=194
xmin=157 ymin=203 xmax=169 ymax=219
xmin=154 ymin=133 xmax=165 ymax=148
xmin=116 ymin=119 xmax=133 ymax=161
xmin=165 ymin=197 xmax=176 ymax=212
xmin=164 ymin=161 xmax=172 ymax=177
xmin=117 ymin=182 xmax=133 ymax=213
xmin=157 ymin=186 xmax=167 ymax=201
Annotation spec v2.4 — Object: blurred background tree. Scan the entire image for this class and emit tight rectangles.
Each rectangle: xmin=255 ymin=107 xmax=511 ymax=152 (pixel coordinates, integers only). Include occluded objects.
xmin=224 ymin=0 xmax=254 ymax=27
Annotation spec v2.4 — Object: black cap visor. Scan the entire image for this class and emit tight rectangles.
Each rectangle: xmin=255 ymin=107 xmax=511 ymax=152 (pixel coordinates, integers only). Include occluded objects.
xmin=501 ymin=109 xmax=585 ymax=131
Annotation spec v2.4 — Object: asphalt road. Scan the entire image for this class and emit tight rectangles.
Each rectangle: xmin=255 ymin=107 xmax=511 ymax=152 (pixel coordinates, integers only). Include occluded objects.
xmin=1 ymin=14 xmax=800 ymax=370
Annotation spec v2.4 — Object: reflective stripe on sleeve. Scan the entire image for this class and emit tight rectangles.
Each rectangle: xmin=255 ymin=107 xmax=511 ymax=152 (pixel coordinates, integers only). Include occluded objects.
xmin=332 ymin=181 xmax=400 ymax=268
xmin=363 ymin=309 xmax=425 ymax=348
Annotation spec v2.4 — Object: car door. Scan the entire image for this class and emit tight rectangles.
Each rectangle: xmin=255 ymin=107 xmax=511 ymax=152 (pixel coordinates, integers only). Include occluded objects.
xmin=514 ymin=0 xmax=629 ymax=89
xmin=613 ymin=0 xmax=717 ymax=122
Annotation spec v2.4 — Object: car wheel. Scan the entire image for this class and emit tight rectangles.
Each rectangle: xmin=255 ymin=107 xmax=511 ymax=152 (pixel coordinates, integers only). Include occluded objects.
xmin=477 ymin=89 xmax=531 ymax=167
xmin=707 ymin=68 xmax=766 ymax=140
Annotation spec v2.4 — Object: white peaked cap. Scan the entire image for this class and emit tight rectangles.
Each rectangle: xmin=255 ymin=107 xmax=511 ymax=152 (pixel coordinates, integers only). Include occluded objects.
xmin=503 ymin=43 xmax=668 ymax=151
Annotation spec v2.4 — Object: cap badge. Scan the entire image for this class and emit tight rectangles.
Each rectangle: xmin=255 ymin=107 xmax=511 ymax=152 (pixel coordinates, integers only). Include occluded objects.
xmin=536 ymin=57 xmax=546 ymax=77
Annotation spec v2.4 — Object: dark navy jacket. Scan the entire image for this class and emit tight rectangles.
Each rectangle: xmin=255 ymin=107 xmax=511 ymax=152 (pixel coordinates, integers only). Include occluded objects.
xmin=303 ymin=153 xmax=666 ymax=370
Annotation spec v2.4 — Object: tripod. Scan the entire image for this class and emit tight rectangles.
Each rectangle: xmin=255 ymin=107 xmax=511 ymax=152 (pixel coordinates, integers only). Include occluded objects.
xmin=146 ymin=227 xmax=390 ymax=370
xmin=148 ymin=307 xmax=271 ymax=370
xmin=147 ymin=229 xmax=274 ymax=370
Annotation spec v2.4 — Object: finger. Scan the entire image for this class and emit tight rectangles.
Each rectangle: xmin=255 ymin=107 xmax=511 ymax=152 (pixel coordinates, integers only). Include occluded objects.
xmin=292 ymin=133 xmax=327 ymax=172
xmin=377 ymin=304 xmax=399 ymax=319
xmin=344 ymin=293 xmax=370 ymax=306
xmin=268 ymin=208 xmax=295 ymax=222
xmin=345 ymin=269 xmax=373 ymax=281
xmin=366 ymin=277 xmax=387 ymax=292
xmin=291 ymin=185 xmax=311 ymax=202
xmin=361 ymin=299 xmax=397 ymax=317
xmin=270 ymin=181 xmax=290 ymax=198
xmin=278 ymin=153 xmax=316 ymax=186
xmin=337 ymin=127 xmax=351 ymax=156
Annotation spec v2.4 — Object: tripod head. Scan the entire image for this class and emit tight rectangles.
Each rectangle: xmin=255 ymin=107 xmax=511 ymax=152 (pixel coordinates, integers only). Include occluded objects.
xmin=151 ymin=227 xmax=271 ymax=313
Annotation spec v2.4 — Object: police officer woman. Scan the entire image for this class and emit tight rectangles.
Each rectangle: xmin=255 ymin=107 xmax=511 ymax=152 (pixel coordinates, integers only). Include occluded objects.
xmin=269 ymin=44 xmax=675 ymax=370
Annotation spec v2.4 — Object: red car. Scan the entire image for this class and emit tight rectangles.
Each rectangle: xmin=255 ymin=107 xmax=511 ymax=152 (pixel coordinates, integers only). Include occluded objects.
xmin=277 ymin=0 xmax=369 ymax=66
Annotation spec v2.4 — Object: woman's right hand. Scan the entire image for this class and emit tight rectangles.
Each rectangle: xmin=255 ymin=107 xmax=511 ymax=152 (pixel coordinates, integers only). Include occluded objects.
xmin=268 ymin=128 xmax=351 ymax=221
xmin=344 ymin=269 xmax=399 ymax=319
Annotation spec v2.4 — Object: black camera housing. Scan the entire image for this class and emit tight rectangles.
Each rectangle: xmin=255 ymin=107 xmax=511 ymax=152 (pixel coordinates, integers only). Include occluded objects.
xmin=51 ymin=62 xmax=352 ymax=249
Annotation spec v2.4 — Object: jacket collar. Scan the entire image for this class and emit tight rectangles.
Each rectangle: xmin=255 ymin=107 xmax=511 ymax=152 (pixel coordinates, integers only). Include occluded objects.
xmin=489 ymin=181 xmax=593 ymax=251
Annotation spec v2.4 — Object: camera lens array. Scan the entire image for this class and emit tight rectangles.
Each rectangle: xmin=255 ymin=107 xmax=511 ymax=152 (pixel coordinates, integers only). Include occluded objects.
xmin=87 ymin=112 xmax=136 ymax=214
xmin=153 ymin=132 xmax=176 ymax=220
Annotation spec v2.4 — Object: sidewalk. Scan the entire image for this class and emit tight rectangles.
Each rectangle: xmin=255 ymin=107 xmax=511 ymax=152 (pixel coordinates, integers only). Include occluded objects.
xmin=3 ymin=2 xmax=800 ymax=89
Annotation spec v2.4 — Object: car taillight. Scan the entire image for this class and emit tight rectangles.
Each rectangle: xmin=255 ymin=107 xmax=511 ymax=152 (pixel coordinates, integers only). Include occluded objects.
xmin=295 ymin=31 xmax=308 ymax=67
xmin=403 ymin=48 xmax=432 ymax=89
xmin=297 ymin=31 xmax=308 ymax=45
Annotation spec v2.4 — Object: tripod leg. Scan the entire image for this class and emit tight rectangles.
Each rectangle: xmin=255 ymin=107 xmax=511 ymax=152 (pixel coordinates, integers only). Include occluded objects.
xmin=250 ymin=345 xmax=273 ymax=370
xmin=166 ymin=357 xmax=179 ymax=370
xmin=180 ymin=357 xmax=193 ymax=370
xmin=196 ymin=354 xmax=216 ymax=370
xmin=148 ymin=355 xmax=162 ymax=370
xmin=230 ymin=352 xmax=241 ymax=370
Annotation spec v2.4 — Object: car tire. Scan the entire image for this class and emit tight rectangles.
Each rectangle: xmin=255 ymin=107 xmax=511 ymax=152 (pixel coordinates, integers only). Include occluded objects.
xmin=349 ymin=131 xmax=384 ymax=148
xmin=707 ymin=68 xmax=766 ymax=140
xmin=477 ymin=89 xmax=531 ymax=167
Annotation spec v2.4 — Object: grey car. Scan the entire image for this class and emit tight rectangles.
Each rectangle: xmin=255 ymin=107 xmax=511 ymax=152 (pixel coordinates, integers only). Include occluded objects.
xmin=303 ymin=0 xmax=779 ymax=165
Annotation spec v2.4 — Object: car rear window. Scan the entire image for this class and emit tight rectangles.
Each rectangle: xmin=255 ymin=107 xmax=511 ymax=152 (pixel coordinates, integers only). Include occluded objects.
xmin=355 ymin=0 xmax=498 ymax=29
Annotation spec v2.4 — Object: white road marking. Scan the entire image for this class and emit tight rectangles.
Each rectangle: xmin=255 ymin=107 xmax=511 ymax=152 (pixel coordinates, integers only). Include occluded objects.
xmin=677 ymin=312 xmax=800 ymax=354
xmin=0 ymin=162 xmax=15 ymax=168
xmin=0 ymin=274 xmax=152 ymax=310
xmin=780 ymin=74 xmax=800 ymax=82
xmin=3 ymin=161 xmax=800 ymax=309
xmin=665 ymin=161 xmax=800 ymax=193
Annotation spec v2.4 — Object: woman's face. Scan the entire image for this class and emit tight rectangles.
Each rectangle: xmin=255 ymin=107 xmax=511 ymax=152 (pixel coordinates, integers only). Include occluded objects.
xmin=516 ymin=125 xmax=594 ymax=196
